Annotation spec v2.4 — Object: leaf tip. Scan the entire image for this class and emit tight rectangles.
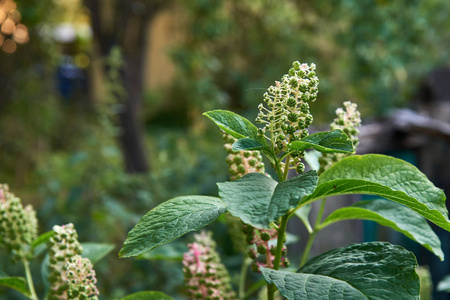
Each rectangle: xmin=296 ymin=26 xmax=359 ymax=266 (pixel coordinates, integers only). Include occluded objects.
xmin=118 ymin=246 xmax=130 ymax=258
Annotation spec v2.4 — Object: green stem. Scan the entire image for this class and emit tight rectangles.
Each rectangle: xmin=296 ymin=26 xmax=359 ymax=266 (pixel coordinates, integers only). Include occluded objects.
xmin=268 ymin=284 xmax=275 ymax=300
xmin=274 ymin=158 xmax=283 ymax=182
xmin=299 ymin=198 xmax=327 ymax=268
xmin=22 ymin=258 xmax=38 ymax=300
xmin=239 ymin=258 xmax=251 ymax=299
xmin=267 ymin=214 xmax=289 ymax=300
xmin=273 ymin=215 xmax=288 ymax=270
xmin=282 ymin=155 xmax=291 ymax=181
xmin=268 ymin=157 xmax=289 ymax=300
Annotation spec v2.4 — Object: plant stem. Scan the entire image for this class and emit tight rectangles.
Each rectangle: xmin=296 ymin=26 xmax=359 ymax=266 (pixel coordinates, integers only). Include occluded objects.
xmin=282 ymin=155 xmax=291 ymax=181
xmin=267 ymin=214 xmax=289 ymax=300
xmin=299 ymin=198 xmax=327 ymax=268
xmin=239 ymin=258 xmax=251 ymax=299
xmin=22 ymin=258 xmax=38 ymax=300
xmin=273 ymin=215 xmax=288 ymax=270
xmin=275 ymin=158 xmax=284 ymax=182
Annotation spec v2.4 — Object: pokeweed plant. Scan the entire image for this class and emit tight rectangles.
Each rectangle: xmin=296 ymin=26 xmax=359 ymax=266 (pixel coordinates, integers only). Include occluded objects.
xmin=120 ymin=61 xmax=450 ymax=300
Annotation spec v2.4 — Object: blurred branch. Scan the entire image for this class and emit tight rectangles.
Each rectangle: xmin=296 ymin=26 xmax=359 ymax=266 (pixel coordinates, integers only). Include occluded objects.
xmin=83 ymin=0 xmax=171 ymax=173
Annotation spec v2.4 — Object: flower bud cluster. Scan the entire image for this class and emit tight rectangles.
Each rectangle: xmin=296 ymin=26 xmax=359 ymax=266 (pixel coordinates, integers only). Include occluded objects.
xmin=222 ymin=132 xmax=265 ymax=181
xmin=243 ymin=225 xmax=289 ymax=273
xmin=183 ymin=231 xmax=236 ymax=300
xmin=256 ymin=61 xmax=319 ymax=172
xmin=64 ymin=255 xmax=99 ymax=300
xmin=48 ymin=223 xmax=99 ymax=300
xmin=319 ymin=101 xmax=361 ymax=174
xmin=0 ymin=184 xmax=38 ymax=261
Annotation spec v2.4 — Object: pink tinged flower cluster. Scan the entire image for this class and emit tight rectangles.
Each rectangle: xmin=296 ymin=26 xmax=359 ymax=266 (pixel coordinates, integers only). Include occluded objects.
xmin=183 ymin=231 xmax=236 ymax=300
xmin=243 ymin=226 xmax=289 ymax=273
xmin=64 ymin=255 xmax=99 ymax=299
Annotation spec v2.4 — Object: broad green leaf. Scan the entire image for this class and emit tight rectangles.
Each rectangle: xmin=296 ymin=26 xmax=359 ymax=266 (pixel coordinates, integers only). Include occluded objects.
xmin=261 ymin=268 xmax=366 ymax=299
xmin=289 ymin=130 xmax=354 ymax=154
xmin=437 ymin=275 xmax=450 ymax=292
xmin=232 ymin=138 xmax=265 ymax=151
xmin=41 ymin=254 xmax=50 ymax=290
xmin=204 ymin=110 xmax=260 ymax=140
xmin=0 ymin=277 xmax=30 ymax=298
xmin=121 ymin=291 xmax=173 ymax=300
xmin=218 ymin=173 xmax=277 ymax=228
xmin=271 ymin=171 xmax=318 ymax=221
xmin=301 ymin=154 xmax=450 ymax=231
xmin=119 ymin=196 xmax=226 ymax=258
xmin=218 ymin=171 xmax=317 ymax=228
xmin=298 ymin=242 xmax=419 ymax=299
xmin=320 ymin=199 xmax=444 ymax=260
xmin=81 ymin=243 xmax=115 ymax=264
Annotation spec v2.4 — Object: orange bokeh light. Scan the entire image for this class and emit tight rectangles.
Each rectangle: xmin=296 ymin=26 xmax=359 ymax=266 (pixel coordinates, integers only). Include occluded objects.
xmin=1 ymin=17 xmax=15 ymax=35
xmin=0 ymin=0 xmax=17 ymax=13
xmin=2 ymin=38 xmax=16 ymax=53
xmin=0 ymin=10 xmax=6 ymax=24
xmin=13 ymin=23 xmax=28 ymax=43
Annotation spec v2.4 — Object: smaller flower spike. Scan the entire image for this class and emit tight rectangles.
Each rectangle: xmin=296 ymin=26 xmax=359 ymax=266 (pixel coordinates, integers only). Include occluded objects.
xmin=0 ymin=184 xmax=38 ymax=261
xmin=319 ymin=101 xmax=361 ymax=174
xmin=222 ymin=132 xmax=265 ymax=181
xmin=183 ymin=231 xmax=236 ymax=300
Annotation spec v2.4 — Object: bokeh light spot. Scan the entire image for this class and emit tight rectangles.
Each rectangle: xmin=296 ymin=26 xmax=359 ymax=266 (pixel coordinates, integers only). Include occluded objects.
xmin=75 ymin=52 xmax=90 ymax=68
xmin=0 ymin=10 xmax=6 ymax=24
xmin=1 ymin=17 xmax=15 ymax=35
xmin=13 ymin=23 xmax=28 ymax=44
xmin=2 ymin=37 xmax=16 ymax=53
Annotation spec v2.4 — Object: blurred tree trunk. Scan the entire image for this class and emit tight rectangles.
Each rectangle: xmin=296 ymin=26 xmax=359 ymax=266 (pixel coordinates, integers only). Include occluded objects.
xmin=84 ymin=0 xmax=169 ymax=173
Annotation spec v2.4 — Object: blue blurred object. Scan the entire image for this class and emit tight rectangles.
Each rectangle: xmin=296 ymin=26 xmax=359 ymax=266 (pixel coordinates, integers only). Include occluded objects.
xmin=57 ymin=55 xmax=87 ymax=99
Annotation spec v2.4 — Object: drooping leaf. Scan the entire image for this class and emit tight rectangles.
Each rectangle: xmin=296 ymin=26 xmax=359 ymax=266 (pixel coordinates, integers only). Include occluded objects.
xmin=232 ymin=138 xmax=265 ymax=151
xmin=218 ymin=171 xmax=317 ymax=228
xmin=121 ymin=291 xmax=174 ymax=300
xmin=289 ymin=130 xmax=354 ymax=154
xmin=301 ymin=154 xmax=450 ymax=231
xmin=295 ymin=204 xmax=312 ymax=233
xmin=304 ymin=150 xmax=321 ymax=171
xmin=295 ymin=242 xmax=419 ymax=299
xmin=119 ymin=196 xmax=226 ymax=258
xmin=0 ymin=277 xmax=30 ymax=298
xmin=320 ymin=199 xmax=444 ymax=260
xmin=31 ymin=230 xmax=54 ymax=248
xmin=41 ymin=254 xmax=50 ymax=290
xmin=32 ymin=231 xmax=54 ymax=257
xmin=203 ymin=110 xmax=260 ymax=140
xmin=437 ymin=275 xmax=450 ymax=292
xmin=81 ymin=243 xmax=115 ymax=264
xmin=261 ymin=268 xmax=366 ymax=300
